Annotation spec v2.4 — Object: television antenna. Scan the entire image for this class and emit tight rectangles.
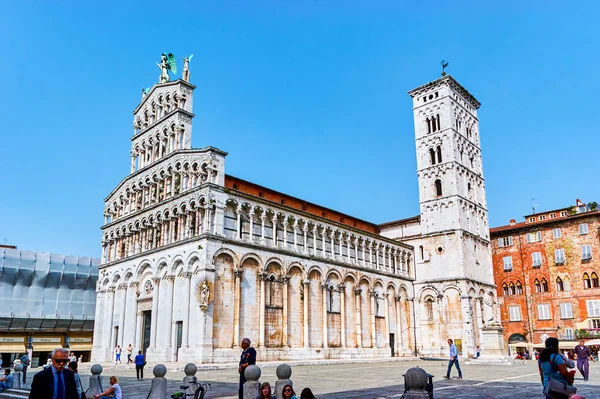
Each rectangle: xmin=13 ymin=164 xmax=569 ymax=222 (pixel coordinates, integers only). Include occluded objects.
xmin=531 ymin=198 xmax=539 ymax=214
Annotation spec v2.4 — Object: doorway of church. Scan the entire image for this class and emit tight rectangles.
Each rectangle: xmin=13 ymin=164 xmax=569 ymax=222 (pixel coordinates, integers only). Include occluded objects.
xmin=142 ymin=311 xmax=152 ymax=354
xmin=390 ymin=334 xmax=395 ymax=357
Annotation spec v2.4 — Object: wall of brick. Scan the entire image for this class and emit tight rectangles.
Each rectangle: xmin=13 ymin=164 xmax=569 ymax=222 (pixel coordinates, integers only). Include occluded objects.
xmin=491 ymin=210 xmax=600 ymax=345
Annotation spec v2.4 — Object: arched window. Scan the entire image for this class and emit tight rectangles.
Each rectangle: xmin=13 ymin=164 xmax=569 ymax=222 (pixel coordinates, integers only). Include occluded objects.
xmin=541 ymin=278 xmax=548 ymax=292
xmin=425 ymin=297 xmax=434 ymax=320
xmin=564 ymin=277 xmax=571 ymax=292
xmin=426 ymin=118 xmax=432 ymax=134
xmin=556 ymin=277 xmax=564 ymax=292
xmin=534 ymin=279 xmax=541 ymax=293
xmin=431 ymin=116 xmax=437 ymax=132
xmin=509 ymin=282 xmax=516 ymax=296
xmin=436 ymin=145 xmax=442 ymax=163
xmin=419 ymin=245 xmax=424 ymax=260
xmin=592 ymin=272 xmax=599 ymax=288
xmin=435 ymin=179 xmax=443 ymax=196
xmin=583 ymin=273 xmax=591 ymax=289
xmin=516 ymin=281 xmax=523 ymax=295
xmin=436 ymin=114 xmax=441 ymax=131
xmin=502 ymin=283 xmax=509 ymax=296
xmin=429 ymin=148 xmax=436 ymax=165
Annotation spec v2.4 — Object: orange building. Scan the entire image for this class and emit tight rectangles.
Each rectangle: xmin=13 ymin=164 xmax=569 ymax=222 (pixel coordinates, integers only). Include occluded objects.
xmin=490 ymin=199 xmax=600 ymax=354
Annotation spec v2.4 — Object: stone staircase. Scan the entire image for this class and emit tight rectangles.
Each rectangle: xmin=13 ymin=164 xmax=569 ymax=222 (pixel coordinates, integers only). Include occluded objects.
xmin=0 ymin=388 xmax=29 ymax=399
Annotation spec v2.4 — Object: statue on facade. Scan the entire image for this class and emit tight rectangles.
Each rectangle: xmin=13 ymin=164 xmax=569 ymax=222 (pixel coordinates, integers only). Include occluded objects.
xmin=182 ymin=54 xmax=193 ymax=82
xmin=157 ymin=53 xmax=177 ymax=83
xmin=196 ymin=280 xmax=211 ymax=312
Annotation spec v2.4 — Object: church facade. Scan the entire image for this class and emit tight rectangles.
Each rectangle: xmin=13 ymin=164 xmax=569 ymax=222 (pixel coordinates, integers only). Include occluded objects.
xmin=92 ymin=65 xmax=501 ymax=363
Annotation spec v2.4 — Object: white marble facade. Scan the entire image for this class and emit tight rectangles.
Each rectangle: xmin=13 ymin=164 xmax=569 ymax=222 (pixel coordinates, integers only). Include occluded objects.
xmin=92 ymin=74 xmax=501 ymax=363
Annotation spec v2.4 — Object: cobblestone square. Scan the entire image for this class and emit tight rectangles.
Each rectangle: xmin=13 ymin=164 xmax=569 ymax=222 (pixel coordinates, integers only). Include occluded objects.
xmin=65 ymin=359 xmax=600 ymax=399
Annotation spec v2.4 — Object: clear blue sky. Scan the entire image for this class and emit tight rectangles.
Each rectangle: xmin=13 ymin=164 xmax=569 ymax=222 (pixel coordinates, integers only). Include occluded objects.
xmin=1 ymin=1 xmax=598 ymax=258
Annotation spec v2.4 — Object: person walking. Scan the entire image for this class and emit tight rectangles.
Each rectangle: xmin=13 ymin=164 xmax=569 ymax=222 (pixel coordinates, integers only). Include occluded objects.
xmin=114 ymin=345 xmax=122 ymax=364
xmin=443 ymin=339 xmax=463 ymax=380
xmin=20 ymin=353 xmax=31 ymax=384
xmin=134 ymin=351 xmax=145 ymax=380
xmin=238 ymin=338 xmax=256 ymax=399
xmin=126 ymin=344 xmax=133 ymax=364
xmin=574 ymin=339 xmax=595 ymax=381
xmin=29 ymin=347 xmax=79 ymax=399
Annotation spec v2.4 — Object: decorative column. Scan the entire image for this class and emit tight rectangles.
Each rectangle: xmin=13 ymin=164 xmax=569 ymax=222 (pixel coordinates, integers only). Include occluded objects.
xmin=236 ymin=205 xmax=242 ymax=240
xmin=395 ymin=295 xmax=402 ymax=357
xmin=375 ymin=244 xmax=380 ymax=270
xmin=361 ymin=241 xmax=366 ymax=267
xmin=117 ymin=283 xmax=128 ymax=348
xmin=134 ymin=311 xmax=143 ymax=352
xmin=130 ymin=153 xmax=136 ymax=173
xmin=369 ymin=242 xmax=373 ymax=268
xmin=185 ymin=214 xmax=191 ymax=239
xmin=282 ymin=276 xmax=289 ymax=348
xmin=232 ymin=268 xmax=243 ymax=348
xmin=345 ymin=236 xmax=351 ymax=263
xmin=312 ymin=226 xmax=318 ymax=256
xmin=303 ymin=225 xmax=308 ymax=254
xmin=260 ymin=215 xmax=266 ymax=242
xmin=258 ymin=271 xmax=267 ymax=349
xmin=103 ymin=287 xmax=116 ymax=348
xmin=248 ymin=211 xmax=254 ymax=241
xmin=180 ymin=273 xmax=192 ymax=348
xmin=339 ymin=284 xmax=346 ymax=348
xmin=195 ymin=209 xmax=201 ymax=235
xmin=384 ymin=294 xmax=390 ymax=348
xmin=282 ymin=218 xmax=288 ymax=249
xmin=321 ymin=283 xmax=328 ymax=349
xmin=321 ymin=228 xmax=326 ymax=258
xmin=293 ymin=221 xmax=298 ymax=252
xmin=393 ymin=250 xmax=398 ymax=274
xmin=354 ymin=287 xmax=362 ymax=348
xmin=150 ymin=277 xmax=160 ymax=348
xmin=162 ymin=275 xmax=175 ymax=352
xmin=370 ymin=291 xmax=377 ymax=348
xmin=303 ymin=279 xmax=310 ymax=348
xmin=271 ymin=216 xmax=278 ymax=247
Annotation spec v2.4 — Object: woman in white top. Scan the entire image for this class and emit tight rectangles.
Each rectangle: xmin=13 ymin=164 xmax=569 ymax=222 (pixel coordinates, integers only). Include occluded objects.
xmin=94 ymin=376 xmax=122 ymax=399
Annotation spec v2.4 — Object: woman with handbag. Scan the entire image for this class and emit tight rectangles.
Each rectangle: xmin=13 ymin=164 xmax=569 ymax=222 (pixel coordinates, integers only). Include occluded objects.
xmin=538 ymin=337 xmax=577 ymax=399
xmin=68 ymin=361 xmax=86 ymax=399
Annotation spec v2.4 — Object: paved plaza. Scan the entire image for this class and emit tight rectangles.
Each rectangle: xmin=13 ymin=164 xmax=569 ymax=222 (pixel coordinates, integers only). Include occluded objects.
xmin=51 ymin=359 xmax=600 ymax=399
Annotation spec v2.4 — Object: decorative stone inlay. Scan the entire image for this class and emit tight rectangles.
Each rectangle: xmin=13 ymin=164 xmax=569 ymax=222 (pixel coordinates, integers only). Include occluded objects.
xmin=137 ymin=298 xmax=152 ymax=312
xmin=144 ymin=280 xmax=154 ymax=295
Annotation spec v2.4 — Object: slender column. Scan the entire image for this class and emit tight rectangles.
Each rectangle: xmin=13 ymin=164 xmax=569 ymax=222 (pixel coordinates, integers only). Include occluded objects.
xmin=339 ymin=233 xmax=343 ymax=261
xmin=260 ymin=215 xmax=266 ymax=242
xmin=117 ymin=283 xmax=128 ymax=347
xmin=370 ymin=291 xmax=377 ymax=348
xmin=282 ymin=218 xmax=288 ymax=249
xmin=202 ymin=206 xmax=210 ymax=233
xmin=163 ymin=275 xmax=175 ymax=351
xmin=361 ymin=241 xmax=366 ymax=267
xmin=353 ymin=238 xmax=359 ymax=264
xmin=236 ymin=205 xmax=242 ymax=240
xmin=170 ymin=219 xmax=176 ymax=242
xmin=103 ymin=288 xmax=116 ymax=348
xmin=134 ymin=312 xmax=143 ymax=351
xmin=293 ymin=221 xmax=298 ymax=251
xmin=369 ymin=242 xmax=373 ymax=267
xmin=395 ymin=296 xmax=402 ymax=356
xmin=180 ymin=273 xmax=192 ymax=348
xmin=303 ymin=225 xmax=308 ymax=254
xmin=321 ymin=283 xmax=328 ymax=348
xmin=232 ymin=269 xmax=243 ymax=348
xmin=329 ymin=231 xmax=336 ymax=259
xmin=303 ymin=280 xmax=310 ymax=348
xmin=375 ymin=244 xmax=380 ymax=270
xmin=153 ymin=226 xmax=159 ymax=248
xmin=282 ymin=276 xmax=289 ymax=348
xmin=258 ymin=272 xmax=266 ymax=349
xmin=150 ymin=278 xmax=160 ymax=348
xmin=178 ymin=216 xmax=184 ymax=241
xmin=339 ymin=284 xmax=346 ymax=348
xmin=312 ymin=226 xmax=318 ymax=256
xmin=384 ymin=294 xmax=390 ymax=348
xmin=248 ymin=211 xmax=254 ymax=241
xmin=130 ymin=154 xmax=136 ymax=173
xmin=354 ymin=288 xmax=362 ymax=348
xmin=195 ymin=209 xmax=201 ymax=235
xmin=271 ymin=216 xmax=277 ymax=247
xmin=321 ymin=228 xmax=326 ymax=257
xmin=393 ymin=250 xmax=398 ymax=274
xmin=345 ymin=236 xmax=351 ymax=263
xmin=101 ymin=243 xmax=107 ymax=263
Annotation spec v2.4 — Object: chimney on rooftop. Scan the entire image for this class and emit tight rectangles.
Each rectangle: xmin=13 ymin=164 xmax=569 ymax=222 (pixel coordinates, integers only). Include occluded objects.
xmin=509 ymin=219 xmax=516 ymax=226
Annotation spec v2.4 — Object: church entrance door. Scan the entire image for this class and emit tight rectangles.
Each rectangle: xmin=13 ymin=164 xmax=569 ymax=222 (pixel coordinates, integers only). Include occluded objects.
xmin=390 ymin=333 xmax=395 ymax=357
xmin=142 ymin=311 xmax=152 ymax=354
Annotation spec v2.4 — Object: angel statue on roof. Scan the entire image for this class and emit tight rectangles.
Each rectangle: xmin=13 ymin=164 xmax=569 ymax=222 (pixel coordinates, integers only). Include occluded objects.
xmin=157 ymin=53 xmax=177 ymax=83
xmin=182 ymin=54 xmax=193 ymax=82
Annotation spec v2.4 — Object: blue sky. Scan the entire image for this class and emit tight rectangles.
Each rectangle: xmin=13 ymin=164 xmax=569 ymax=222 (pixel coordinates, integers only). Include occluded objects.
xmin=1 ymin=1 xmax=598 ymax=257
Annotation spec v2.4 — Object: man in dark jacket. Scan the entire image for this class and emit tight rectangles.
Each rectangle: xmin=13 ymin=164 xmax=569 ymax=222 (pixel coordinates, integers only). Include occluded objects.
xmin=29 ymin=348 xmax=78 ymax=399
xmin=238 ymin=338 xmax=256 ymax=399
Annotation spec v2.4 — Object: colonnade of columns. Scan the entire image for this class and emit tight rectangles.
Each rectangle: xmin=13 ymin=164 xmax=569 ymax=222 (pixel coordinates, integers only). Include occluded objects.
xmin=131 ymin=129 xmax=185 ymax=173
xmin=102 ymin=206 xmax=214 ymax=263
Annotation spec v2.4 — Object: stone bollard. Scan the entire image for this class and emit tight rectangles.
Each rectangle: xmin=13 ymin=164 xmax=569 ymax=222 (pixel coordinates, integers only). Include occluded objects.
xmin=274 ymin=363 xmax=293 ymax=399
xmin=13 ymin=364 xmax=23 ymax=389
xmin=403 ymin=367 xmax=431 ymax=399
xmin=243 ymin=365 xmax=261 ymax=399
xmin=182 ymin=363 xmax=198 ymax=398
xmin=87 ymin=365 xmax=104 ymax=398
xmin=149 ymin=364 xmax=168 ymax=399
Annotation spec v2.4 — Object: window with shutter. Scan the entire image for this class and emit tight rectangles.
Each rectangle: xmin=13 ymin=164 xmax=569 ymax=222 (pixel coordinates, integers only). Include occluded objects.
xmin=587 ymin=300 xmax=600 ymax=317
xmin=579 ymin=223 xmax=589 ymax=235
xmin=552 ymin=228 xmax=562 ymax=239
xmin=509 ymin=305 xmax=521 ymax=321
xmin=538 ymin=304 xmax=550 ymax=320
xmin=582 ymin=245 xmax=592 ymax=260
xmin=555 ymin=249 xmax=565 ymax=264
xmin=560 ymin=303 xmax=573 ymax=319
xmin=532 ymin=252 xmax=542 ymax=267
xmin=503 ymin=256 xmax=513 ymax=271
